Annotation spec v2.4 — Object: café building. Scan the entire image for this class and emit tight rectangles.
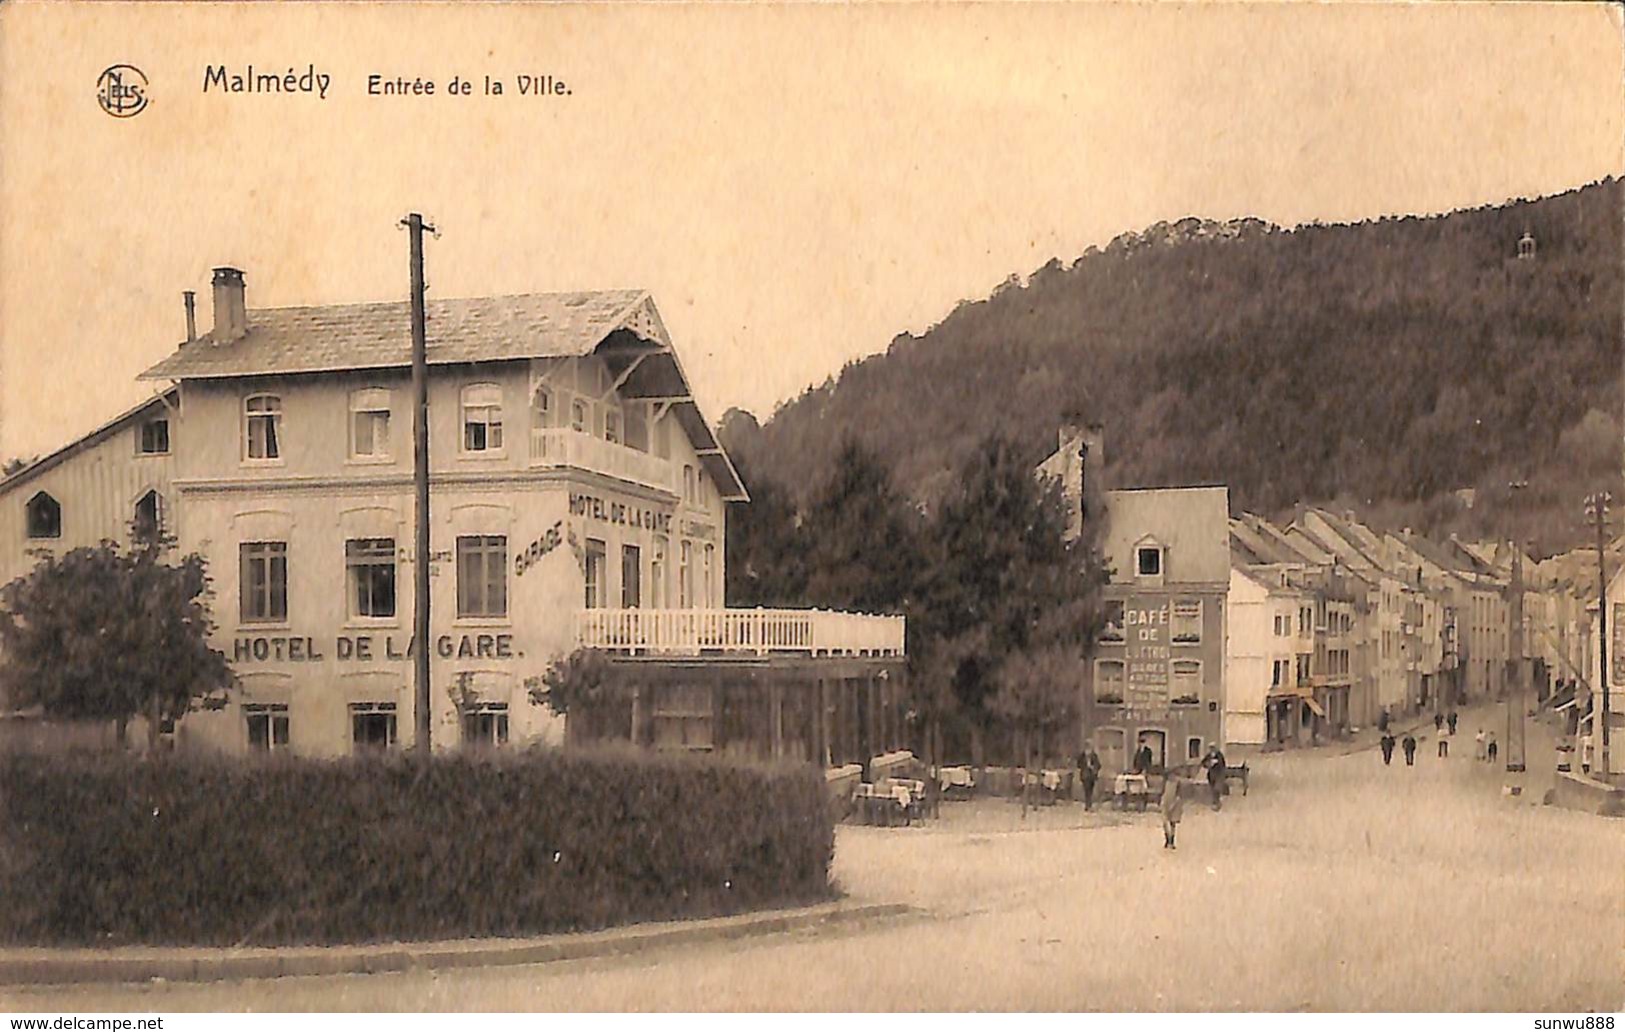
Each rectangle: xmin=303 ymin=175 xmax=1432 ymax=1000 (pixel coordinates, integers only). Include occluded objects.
xmin=0 ymin=267 xmax=905 ymax=763
xmin=1038 ymin=426 xmax=1229 ymax=774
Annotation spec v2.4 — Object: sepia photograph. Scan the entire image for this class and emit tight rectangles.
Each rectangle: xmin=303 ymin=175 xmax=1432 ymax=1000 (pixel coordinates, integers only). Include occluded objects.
xmin=0 ymin=0 xmax=1621 ymax=1021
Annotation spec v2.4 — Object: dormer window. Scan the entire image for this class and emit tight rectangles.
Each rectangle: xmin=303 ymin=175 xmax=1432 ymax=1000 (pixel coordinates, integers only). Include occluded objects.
xmin=461 ymin=384 xmax=504 ymax=453
xmin=25 ymin=491 xmax=60 ymax=539
xmin=138 ymin=416 xmax=170 ymax=455
xmin=1136 ymin=545 xmax=1162 ymax=577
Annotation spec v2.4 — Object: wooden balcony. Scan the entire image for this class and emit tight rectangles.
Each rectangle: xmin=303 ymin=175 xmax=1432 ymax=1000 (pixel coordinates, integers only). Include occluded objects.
xmin=575 ymin=607 xmax=906 ymax=657
xmin=531 ymin=428 xmax=674 ymax=494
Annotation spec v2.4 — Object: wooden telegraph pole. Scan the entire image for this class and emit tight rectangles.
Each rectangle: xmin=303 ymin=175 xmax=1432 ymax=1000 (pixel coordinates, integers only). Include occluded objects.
xmin=403 ymin=213 xmax=437 ymax=759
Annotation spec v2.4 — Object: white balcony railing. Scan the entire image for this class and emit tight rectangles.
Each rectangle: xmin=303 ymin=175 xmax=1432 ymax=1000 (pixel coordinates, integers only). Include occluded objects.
xmin=531 ymin=428 xmax=675 ymax=494
xmin=575 ymin=608 xmax=906 ymax=657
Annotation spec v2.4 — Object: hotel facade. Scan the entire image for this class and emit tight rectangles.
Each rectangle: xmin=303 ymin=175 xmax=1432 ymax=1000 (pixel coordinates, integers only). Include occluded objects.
xmin=0 ymin=268 xmax=904 ymax=763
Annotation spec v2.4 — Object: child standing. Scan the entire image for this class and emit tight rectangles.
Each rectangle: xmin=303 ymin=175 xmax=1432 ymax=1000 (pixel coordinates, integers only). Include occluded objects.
xmin=1160 ymin=775 xmax=1184 ymax=850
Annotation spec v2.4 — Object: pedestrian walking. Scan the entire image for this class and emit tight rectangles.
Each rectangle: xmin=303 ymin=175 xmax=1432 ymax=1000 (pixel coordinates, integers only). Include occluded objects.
xmin=1078 ymin=746 xmax=1102 ymax=811
xmin=1474 ymin=729 xmax=1486 ymax=761
xmin=1402 ymin=733 xmax=1417 ymax=766
xmin=1448 ymin=710 xmax=1458 ymax=735
xmin=1160 ymin=775 xmax=1184 ymax=850
xmin=1201 ymin=743 xmax=1227 ymax=811
xmin=1437 ymin=733 xmax=1449 ymax=759
xmin=1487 ymin=731 xmax=1498 ymax=765
xmin=1380 ymin=731 xmax=1396 ymax=765
xmin=1433 ymin=712 xmax=1444 ymax=733
xmin=1378 ymin=709 xmax=1391 ymax=734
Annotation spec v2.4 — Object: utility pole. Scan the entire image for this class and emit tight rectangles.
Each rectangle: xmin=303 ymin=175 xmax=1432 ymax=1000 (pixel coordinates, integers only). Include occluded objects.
xmin=1585 ymin=491 xmax=1612 ymax=777
xmin=403 ymin=213 xmax=436 ymax=759
xmin=1505 ymin=541 xmax=1526 ymax=784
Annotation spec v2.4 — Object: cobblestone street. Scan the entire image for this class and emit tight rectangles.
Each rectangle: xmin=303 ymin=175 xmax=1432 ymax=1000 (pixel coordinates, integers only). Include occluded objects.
xmin=7 ymin=705 xmax=1621 ymax=1012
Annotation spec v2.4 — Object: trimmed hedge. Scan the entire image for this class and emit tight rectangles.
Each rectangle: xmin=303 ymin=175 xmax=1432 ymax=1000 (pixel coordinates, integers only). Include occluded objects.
xmin=0 ymin=745 xmax=834 ymax=946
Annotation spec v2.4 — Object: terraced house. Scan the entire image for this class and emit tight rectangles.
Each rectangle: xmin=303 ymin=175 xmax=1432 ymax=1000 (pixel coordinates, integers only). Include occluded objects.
xmin=0 ymin=267 xmax=905 ymax=763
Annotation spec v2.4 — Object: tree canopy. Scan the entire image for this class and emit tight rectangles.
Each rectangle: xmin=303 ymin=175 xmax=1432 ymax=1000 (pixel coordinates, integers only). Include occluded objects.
xmin=0 ymin=537 xmax=233 ymax=744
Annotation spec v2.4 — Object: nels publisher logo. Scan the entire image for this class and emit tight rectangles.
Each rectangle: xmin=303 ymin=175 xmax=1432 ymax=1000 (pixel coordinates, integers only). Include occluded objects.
xmin=97 ymin=64 xmax=148 ymax=118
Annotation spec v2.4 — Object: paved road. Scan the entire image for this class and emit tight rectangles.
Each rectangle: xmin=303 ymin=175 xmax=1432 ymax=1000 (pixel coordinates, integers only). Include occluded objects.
xmin=6 ymin=704 xmax=1621 ymax=1011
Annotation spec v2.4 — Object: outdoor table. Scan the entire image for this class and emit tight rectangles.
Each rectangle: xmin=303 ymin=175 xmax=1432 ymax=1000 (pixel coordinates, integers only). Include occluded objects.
xmin=937 ymin=766 xmax=975 ymax=798
xmin=1113 ymin=773 xmax=1151 ymax=811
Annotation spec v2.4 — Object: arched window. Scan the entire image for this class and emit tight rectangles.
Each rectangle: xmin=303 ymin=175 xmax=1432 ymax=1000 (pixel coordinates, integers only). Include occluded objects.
xmin=349 ymin=388 xmax=392 ymax=459
xmin=133 ymin=490 xmax=164 ymax=542
xmin=25 ymin=491 xmax=60 ymax=539
xmin=243 ymin=394 xmax=283 ymax=460
xmin=461 ymin=383 xmax=504 ymax=452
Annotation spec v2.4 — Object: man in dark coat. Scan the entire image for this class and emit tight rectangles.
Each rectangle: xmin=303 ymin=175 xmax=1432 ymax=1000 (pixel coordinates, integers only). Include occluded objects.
xmin=1433 ymin=712 xmax=1444 ymax=733
xmin=1447 ymin=710 xmax=1458 ymax=735
xmin=1402 ymin=733 xmax=1417 ymax=766
xmin=1380 ymin=731 xmax=1396 ymax=765
xmin=1133 ymin=743 xmax=1155 ymax=774
xmin=1201 ymin=743 xmax=1228 ymax=810
xmin=1077 ymin=746 xmax=1102 ymax=811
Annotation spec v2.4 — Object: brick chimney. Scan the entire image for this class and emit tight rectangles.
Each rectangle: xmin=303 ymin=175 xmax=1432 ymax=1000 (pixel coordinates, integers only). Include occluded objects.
xmin=211 ymin=266 xmax=247 ymax=343
xmin=182 ymin=290 xmax=196 ymax=346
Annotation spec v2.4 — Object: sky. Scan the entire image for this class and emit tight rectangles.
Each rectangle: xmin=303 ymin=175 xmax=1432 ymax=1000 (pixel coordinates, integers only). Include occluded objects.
xmin=0 ymin=1 xmax=1621 ymax=461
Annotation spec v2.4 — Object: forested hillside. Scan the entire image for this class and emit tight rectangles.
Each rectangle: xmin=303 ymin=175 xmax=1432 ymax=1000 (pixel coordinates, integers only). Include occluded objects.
xmin=721 ymin=179 xmax=1623 ymax=555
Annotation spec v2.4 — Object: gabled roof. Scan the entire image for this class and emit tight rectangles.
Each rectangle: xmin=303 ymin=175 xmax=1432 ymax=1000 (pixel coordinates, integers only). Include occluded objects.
xmin=0 ymin=389 xmax=178 ymax=497
xmin=1302 ymin=509 xmax=1388 ymax=572
xmin=1102 ymin=486 xmax=1229 ymax=585
xmin=140 ymin=290 xmax=648 ymax=380
xmin=1231 ymin=513 xmax=1310 ymax=567
xmin=138 ymin=290 xmax=747 ymax=501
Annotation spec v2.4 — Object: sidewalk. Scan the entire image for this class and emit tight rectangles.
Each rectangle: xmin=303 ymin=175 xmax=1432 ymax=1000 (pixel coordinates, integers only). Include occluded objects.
xmin=0 ymin=900 xmax=915 ymax=987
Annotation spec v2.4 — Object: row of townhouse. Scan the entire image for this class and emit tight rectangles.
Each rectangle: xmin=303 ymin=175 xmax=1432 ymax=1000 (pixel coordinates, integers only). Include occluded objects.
xmin=0 ymin=266 xmax=907 ymax=767
xmin=1534 ymin=541 xmax=1621 ymax=775
xmin=1225 ymin=506 xmax=1596 ymax=749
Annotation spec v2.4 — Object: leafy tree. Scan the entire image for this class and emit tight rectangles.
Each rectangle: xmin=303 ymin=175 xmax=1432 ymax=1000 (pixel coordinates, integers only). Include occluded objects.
xmin=799 ymin=438 xmax=925 ymax=615
xmin=917 ymin=435 xmax=1108 ymax=766
xmin=0 ymin=535 xmax=232 ymax=747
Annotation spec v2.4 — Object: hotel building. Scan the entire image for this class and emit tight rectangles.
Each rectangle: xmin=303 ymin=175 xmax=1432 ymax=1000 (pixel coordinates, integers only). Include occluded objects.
xmin=0 ymin=267 xmax=905 ymax=764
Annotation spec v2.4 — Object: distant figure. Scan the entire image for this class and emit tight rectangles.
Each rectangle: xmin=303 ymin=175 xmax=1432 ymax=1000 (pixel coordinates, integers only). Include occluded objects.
xmin=1202 ymin=744 xmax=1228 ymax=811
xmin=1160 ymin=775 xmax=1185 ymax=850
xmin=1378 ymin=709 xmax=1391 ymax=734
xmin=1078 ymin=747 xmax=1102 ymax=811
xmin=1133 ymin=743 xmax=1155 ymax=775
xmin=1402 ymin=733 xmax=1417 ymax=766
xmin=1448 ymin=711 xmax=1459 ymax=735
xmin=1437 ymin=733 xmax=1450 ymax=759
xmin=1434 ymin=713 xmax=1444 ymax=733
xmin=1380 ymin=732 xmax=1396 ymax=766
xmin=1487 ymin=731 xmax=1498 ymax=765
xmin=1474 ymin=729 xmax=1487 ymax=761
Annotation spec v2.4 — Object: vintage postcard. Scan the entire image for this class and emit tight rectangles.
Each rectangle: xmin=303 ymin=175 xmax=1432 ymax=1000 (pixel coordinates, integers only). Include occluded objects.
xmin=0 ymin=0 xmax=1621 ymax=1021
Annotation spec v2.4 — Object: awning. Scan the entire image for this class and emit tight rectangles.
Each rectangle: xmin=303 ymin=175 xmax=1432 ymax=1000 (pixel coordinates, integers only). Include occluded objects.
xmin=1552 ymin=698 xmax=1578 ymax=714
